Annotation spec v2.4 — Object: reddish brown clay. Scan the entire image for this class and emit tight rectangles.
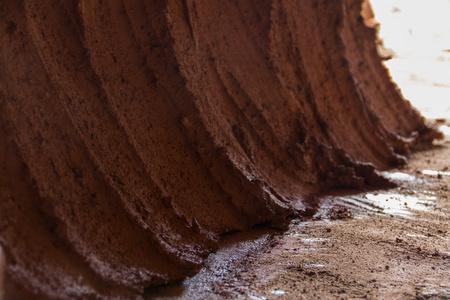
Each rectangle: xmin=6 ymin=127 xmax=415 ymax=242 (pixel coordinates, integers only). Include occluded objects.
xmin=0 ymin=0 xmax=441 ymax=298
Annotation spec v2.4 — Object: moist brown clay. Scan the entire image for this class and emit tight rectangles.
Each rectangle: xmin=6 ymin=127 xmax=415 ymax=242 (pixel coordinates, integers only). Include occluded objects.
xmin=0 ymin=0 xmax=442 ymax=299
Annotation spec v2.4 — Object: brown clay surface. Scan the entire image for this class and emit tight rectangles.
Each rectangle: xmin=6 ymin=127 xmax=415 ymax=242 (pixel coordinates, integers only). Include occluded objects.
xmin=148 ymin=122 xmax=450 ymax=299
xmin=145 ymin=1 xmax=450 ymax=296
xmin=0 ymin=0 xmax=445 ymax=299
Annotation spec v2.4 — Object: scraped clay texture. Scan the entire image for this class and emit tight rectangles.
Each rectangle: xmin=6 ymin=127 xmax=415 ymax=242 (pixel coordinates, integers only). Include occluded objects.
xmin=0 ymin=0 xmax=441 ymax=298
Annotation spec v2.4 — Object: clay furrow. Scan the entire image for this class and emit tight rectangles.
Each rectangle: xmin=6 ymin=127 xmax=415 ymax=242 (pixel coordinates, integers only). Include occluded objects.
xmin=81 ymin=0 xmax=253 ymax=240
xmin=0 ymin=0 xmax=442 ymax=298
xmin=26 ymin=0 xmax=211 ymax=272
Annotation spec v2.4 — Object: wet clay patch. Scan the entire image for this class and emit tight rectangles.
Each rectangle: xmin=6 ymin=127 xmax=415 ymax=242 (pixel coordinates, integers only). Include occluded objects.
xmin=149 ymin=122 xmax=450 ymax=299
xmin=254 ymin=130 xmax=450 ymax=299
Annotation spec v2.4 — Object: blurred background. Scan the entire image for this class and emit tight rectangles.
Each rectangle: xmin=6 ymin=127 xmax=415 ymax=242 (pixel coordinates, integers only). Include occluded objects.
xmin=369 ymin=0 xmax=450 ymax=120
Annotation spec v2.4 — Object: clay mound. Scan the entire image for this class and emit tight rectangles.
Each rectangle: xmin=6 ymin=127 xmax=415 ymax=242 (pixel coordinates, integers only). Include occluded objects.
xmin=0 ymin=0 xmax=441 ymax=298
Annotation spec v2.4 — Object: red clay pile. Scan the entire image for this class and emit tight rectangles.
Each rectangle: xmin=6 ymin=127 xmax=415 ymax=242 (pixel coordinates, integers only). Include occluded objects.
xmin=0 ymin=0 xmax=441 ymax=298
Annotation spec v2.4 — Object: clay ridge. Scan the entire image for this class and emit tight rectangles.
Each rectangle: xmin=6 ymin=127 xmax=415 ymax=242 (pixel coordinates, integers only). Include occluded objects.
xmin=0 ymin=0 xmax=441 ymax=298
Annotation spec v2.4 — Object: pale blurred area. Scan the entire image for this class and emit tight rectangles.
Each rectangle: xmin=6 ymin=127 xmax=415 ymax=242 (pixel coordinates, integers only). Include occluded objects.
xmin=369 ymin=0 xmax=450 ymax=120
